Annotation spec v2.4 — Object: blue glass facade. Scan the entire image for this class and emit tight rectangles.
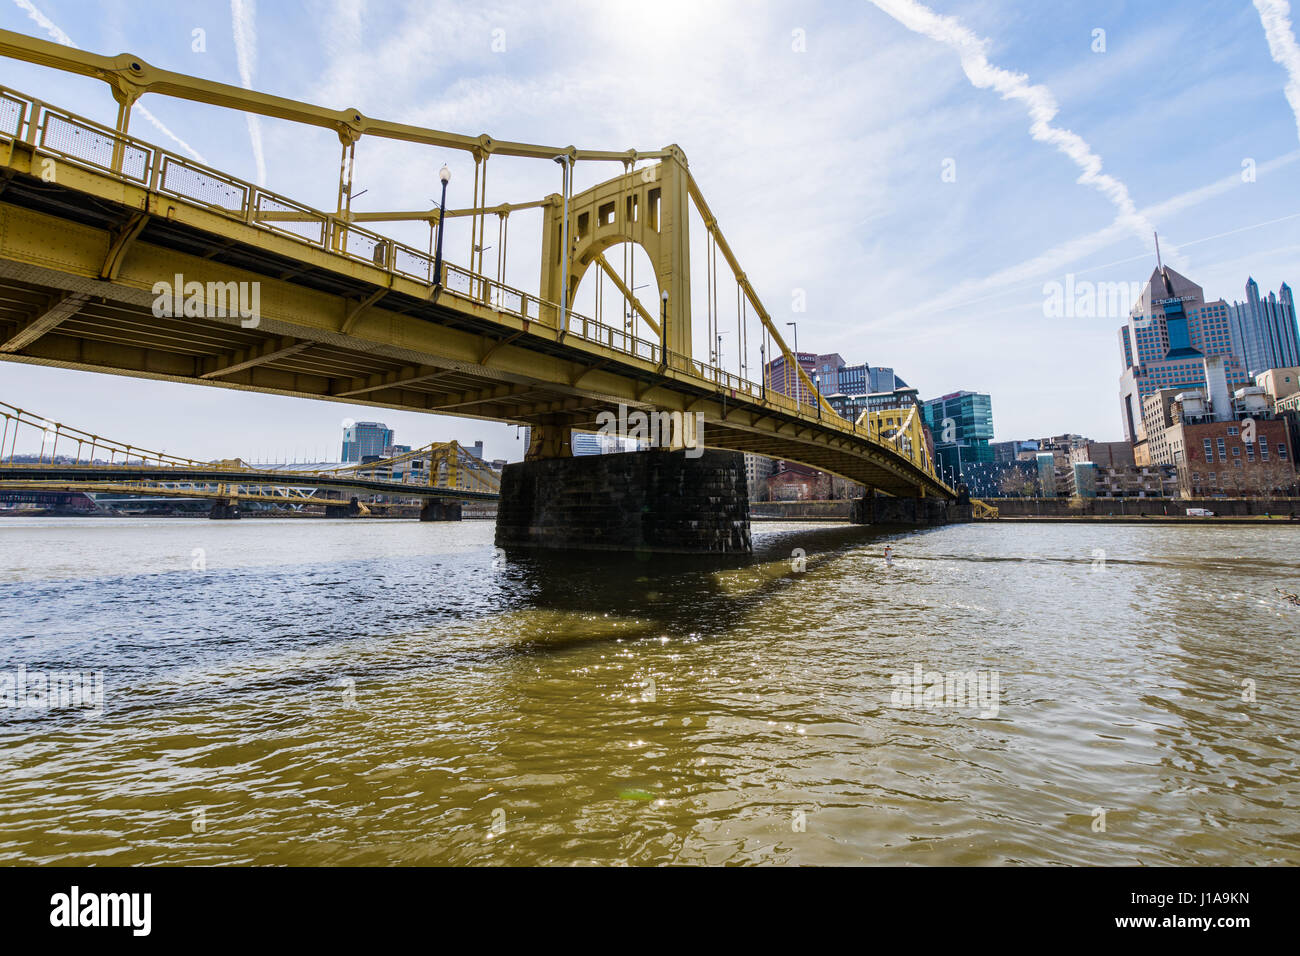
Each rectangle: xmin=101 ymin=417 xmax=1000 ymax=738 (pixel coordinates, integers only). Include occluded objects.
xmin=922 ymin=391 xmax=994 ymax=481
xmin=1229 ymin=279 xmax=1300 ymax=377
xmin=341 ymin=422 xmax=394 ymax=462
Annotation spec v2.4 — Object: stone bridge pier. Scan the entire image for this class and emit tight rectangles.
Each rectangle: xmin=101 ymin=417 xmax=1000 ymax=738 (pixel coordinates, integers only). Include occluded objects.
xmin=324 ymin=496 xmax=362 ymax=518
xmin=495 ymin=436 xmax=751 ymax=553
xmin=850 ymin=488 xmax=972 ymax=525
xmin=208 ymin=498 xmax=240 ymax=520
xmin=420 ymin=499 xmax=462 ymax=521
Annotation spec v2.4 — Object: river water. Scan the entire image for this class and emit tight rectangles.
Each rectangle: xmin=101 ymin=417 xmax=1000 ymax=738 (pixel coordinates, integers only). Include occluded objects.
xmin=0 ymin=517 xmax=1297 ymax=865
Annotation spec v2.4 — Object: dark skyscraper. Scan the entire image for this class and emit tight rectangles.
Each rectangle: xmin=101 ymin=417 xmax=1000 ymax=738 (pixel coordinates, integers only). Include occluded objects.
xmin=1229 ymin=278 xmax=1300 ymax=377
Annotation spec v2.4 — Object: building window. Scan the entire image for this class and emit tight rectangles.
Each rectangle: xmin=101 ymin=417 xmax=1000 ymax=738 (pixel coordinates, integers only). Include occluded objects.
xmin=1203 ymin=439 xmax=1213 ymax=461
xmin=1247 ymin=444 xmax=1255 ymax=461
xmin=1260 ymin=439 xmax=1269 ymax=461
xmin=1216 ymin=438 xmax=1226 ymax=461
xmin=1227 ymin=426 xmax=1238 ymax=436
xmin=1279 ymin=444 xmax=1288 ymax=460
xmin=1232 ymin=446 xmax=1241 ymax=457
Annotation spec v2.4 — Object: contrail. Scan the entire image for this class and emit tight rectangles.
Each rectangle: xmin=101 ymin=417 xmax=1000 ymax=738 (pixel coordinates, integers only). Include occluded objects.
xmin=854 ymin=150 xmax=1300 ymax=335
xmin=12 ymin=0 xmax=68 ymax=44
xmin=10 ymin=0 xmax=207 ymax=163
xmin=1255 ymin=0 xmax=1300 ymax=144
xmin=867 ymin=0 xmax=1164 ymax=253
xmin=230 ymin=0 xmax=267 ymax=186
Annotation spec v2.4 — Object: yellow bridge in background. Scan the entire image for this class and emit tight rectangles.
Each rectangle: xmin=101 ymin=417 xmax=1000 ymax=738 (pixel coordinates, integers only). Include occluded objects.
xmin=0 ymin=399 xmax=499 ymax=518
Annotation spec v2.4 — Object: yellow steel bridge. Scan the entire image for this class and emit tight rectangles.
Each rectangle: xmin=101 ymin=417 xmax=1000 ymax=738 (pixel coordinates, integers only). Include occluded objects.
xmin=0 ymin=30 xmax=954 ymax=501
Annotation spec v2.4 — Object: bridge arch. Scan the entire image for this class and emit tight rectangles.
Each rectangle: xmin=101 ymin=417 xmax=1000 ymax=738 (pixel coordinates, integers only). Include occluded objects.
xmin=568 ymin=239 xmax=662 ymax=341
xmin=539 ymin=153 xmax=692 ymax=356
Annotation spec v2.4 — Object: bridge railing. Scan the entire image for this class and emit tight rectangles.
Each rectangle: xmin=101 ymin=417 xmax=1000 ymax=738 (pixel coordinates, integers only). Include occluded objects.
xmin=0 ymin=86 xmax=454 ymax=290
xmin=0 ymin=85 xmax=952 ymax=494
xmin=0 ymin=90 xmax=24 ymax=139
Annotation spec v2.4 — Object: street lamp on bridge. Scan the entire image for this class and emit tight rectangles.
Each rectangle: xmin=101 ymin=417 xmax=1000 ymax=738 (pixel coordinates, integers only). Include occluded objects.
xmin=432 ymin=164 xmax=451 ymax=287
xmin=785 ymin=321 xmax=800 ymax=404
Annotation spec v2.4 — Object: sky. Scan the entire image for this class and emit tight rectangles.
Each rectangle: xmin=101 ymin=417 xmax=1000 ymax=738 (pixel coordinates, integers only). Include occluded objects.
xmin=2 ymin=0 xmax=1299 ymax=462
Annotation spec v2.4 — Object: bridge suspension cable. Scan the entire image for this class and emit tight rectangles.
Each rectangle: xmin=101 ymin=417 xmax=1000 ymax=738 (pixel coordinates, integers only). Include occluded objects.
xmin=1 ymin=399 xmax=211 ymax=469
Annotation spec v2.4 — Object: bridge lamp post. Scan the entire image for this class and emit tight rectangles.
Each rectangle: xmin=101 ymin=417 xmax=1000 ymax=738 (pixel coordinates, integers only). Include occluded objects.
xmin=759 ymin=343 xmax=766 ymax=400
xmin=432 ymin=164 xmax=451 ymax=287
xmin=555 ymin=155 xmax=573 ymax=329
xmin=785 ymin=321 xmax=800 ymax=405
xmin=661 ymin=289 xmax=669 ymax=348
xmin=625 ymin=281 xmax=649 ymax=334
xmin=715 ymin=329 xmax=730 ymax=375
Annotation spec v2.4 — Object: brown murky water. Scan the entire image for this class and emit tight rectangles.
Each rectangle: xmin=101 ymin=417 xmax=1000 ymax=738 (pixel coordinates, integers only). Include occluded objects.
xmin=0 ymin=517 xmax=1297 ymax=865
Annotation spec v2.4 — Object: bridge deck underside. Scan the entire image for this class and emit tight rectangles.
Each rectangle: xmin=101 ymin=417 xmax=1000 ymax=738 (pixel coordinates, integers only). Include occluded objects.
xmin=0 ymin=166 xmax=949 ymax=498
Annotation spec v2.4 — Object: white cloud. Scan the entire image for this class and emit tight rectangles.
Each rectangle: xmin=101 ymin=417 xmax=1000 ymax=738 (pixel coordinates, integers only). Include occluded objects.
xmin=12 ymin=0 xmax=69 ymax=45
xmin=867 ymin=0 xmax=1164 ymax=255
xmin=854 ymin=150 xmax=1300 ymax=335
xmin=1254 ymin=0 xmax=1300 ymax=144
xmin=230 ymin=0 xmax=267 ymax=186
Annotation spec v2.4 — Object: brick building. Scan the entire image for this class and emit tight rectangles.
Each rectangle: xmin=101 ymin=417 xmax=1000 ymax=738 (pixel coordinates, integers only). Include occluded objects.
xmin=1139 ymin=361 xmax=1297 ymax=496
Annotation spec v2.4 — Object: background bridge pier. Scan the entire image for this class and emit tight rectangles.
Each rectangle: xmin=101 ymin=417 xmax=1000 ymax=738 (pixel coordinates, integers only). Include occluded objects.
xmin=851 ymin=491 xmax=973 ymax=525
xmin=420 ymin=499 xmax=462 ymax=521
xmin=495 ymin=449 xmax=751 ymax=553
xmin=208 ymin=498 xmax=240 ymax=520
xmin=324 ymin=497 xmax=362 ymax=518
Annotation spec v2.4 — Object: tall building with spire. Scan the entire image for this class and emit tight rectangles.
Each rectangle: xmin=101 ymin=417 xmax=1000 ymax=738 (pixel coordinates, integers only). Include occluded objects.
xmin=1228 ymin=278 xmax=1300 ymax=377
xmin=1117 ymin=263 xmax=1247 ymax=449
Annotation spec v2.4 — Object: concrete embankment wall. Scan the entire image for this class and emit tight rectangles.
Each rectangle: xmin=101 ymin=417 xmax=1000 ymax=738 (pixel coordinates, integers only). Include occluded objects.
xmin=750 ymin=500 xmax=853 ymax=520
xmin=989 ymin=497 xmax=1300 ymax=518
xmin=754 ymin=497 xmax=973 ymax=524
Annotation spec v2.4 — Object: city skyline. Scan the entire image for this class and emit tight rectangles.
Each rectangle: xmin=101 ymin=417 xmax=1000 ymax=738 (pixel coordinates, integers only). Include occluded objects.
xmin=2 ymin=0 xmax=1300 ymax=461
